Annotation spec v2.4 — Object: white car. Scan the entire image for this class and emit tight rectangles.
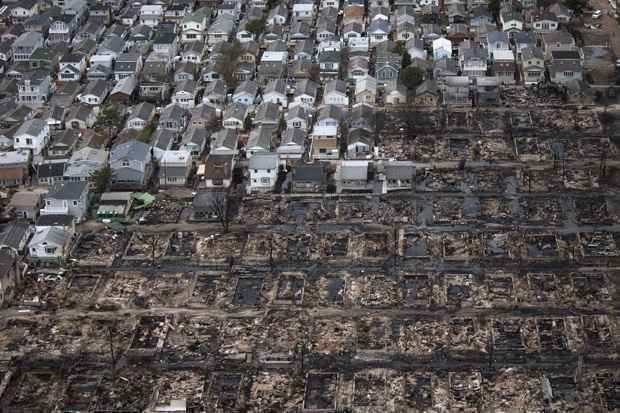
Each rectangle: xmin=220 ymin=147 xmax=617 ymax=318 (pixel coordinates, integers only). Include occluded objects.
xmin=592 ymin=9 xmax=603 ymax=18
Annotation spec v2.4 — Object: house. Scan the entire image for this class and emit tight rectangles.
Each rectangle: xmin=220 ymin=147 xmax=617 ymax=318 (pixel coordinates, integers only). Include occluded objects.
xmin=40 ymin=181 xmax=90 ymax=222
xmin=346 ymin=129 xmax=374 ymax=159
xmin=158 ymin=103 xmax=188 ymax=132
xmin=246 ymin=126 xmax=273 ymax=158
xmin=181 ymin=7 xmax=210 ymax=43
xmin=127 ymin=102 xmax=155 ymax=130
xmin=190 ymin=104 xmax=218 ymax=129
xmin=140 ymin=4 xmax=163 ymax=27
xmin=278 ymin=128 xmax=306 ymax=160
xmin=98 ymin=35 xmax=125 ymax=60
xmin=48 ymin=129 xmax=79 ymax=158
xmin=114 ymin=53 xmax=143 ymax=81
xmin=202 ymin=79 xmax=226 ymax=107
xmin=11 ymin=0 xmax=39 ymax=22
xmin=37 ymin=162 xmax=66 ymax=185
xmin=355 ymin=76 xmax=377 ymax=106
xmin=223 ymin=103 xmax=249 ymax=130
xmin=540 ymin=31 xmax=577 ymax=60
xmin=474 ymin=76 xmax=500 ymax=105
xmin=150 ymin=128 xmax=175 ymax=160
xmin=318 ymin=49 xmax=341 ymax=78
xmin=443 ymin=76 xmax=471 ymax=105
xmin=343 ymin=22 xmax=364 ymax=41
xmin=290 ymin=20 xmax=312 ymax=42
xmin=548 ymin=3 xmax=572 ymax=23
xmin=336 ymin=160 xmax=374 ymax=193
xmin=63 ymin=146 xmax=108 ymax=182
xmin=263 ymin=79 xmax=288 ymax=107
xmin=513 ymin=31 xmax=537 ymax=59
xmin=406 ymin=38 xmax=427 ymax=60
xmin=109 ymin=75 xmax=138 ymax=106
xmin=87 ymin=64 xmax=112 ymax=81
xmin=348 ymin=56 xmax=370 ymax=80
xmin=172 ymin=80 xmax=197 ymax=109
xmin=90 ymin=4 xmax=113 ymax=25
xmin=292 ymin=79 xmax=319 ymax=108
xmin=500 ymin=9 xmax=523 ymax=32
xmin=385 ymin=82 xmax=408 ymax=105
xmin=12 ymin=31 xmax=43 ymax=62
xmin=323 ymin=80 xmax=349 ymax=107
xmin=254 ymin=102 xmax=281 ymax=127
xmin=292 ymin=2 xmax=314 ymax=22
xmin=153 ymin=31 xmax=178 ymax=59
xmin=493 ymin=60 xmax=516 ymax=84
xmin=487 ymin=31 xmax=510 ymax=56
xmin=9 ymin=191 xmax=41 ymax=220
xmin=207 ymin=15 xmax=235 ymax=46
xmin=378 ymin=160 xmax=415 ymax=193
xmin=248 ymin=153 xmax=279 ymax=193
xmin=0 ymin=151 xmax=29 ymax=187
xmin=201 ymin=154 xmax=234 ymax=188
xmin=14 ymin=118 xmax=49 ymax=156
xmin=211 ymin=129 xmax=239 ymax=155
xmin=343 ymin=5 xmax=365 ymax=25
xmin=48 ymin=14 xmax=78 ymax=44
xmin=110 ymin=140 xmax=153 ymax=189
xmin=58 ymin=53 xmax=87 ymax=82
xmin=529 ymin=11 xmax=559 ymax=32
xmin=415 ymin=80 xmax=439 ymax=106
xmin=375 ymin=50 xmax=401 ymax=85
xmin=28 ymin=227 xmax=72 ymax=263
xmin=78 ymin=79 xmax=109 ymax=106
xmin=310 ymin=125 xmax=340 ymax=160
xmin=396 ymin=21 xmax=416 ymax=42
xmin=181 ymin=126 xmax=208 ymax=158
xmin=293 ymin=39 xmax=314 ymax=61
xmin=175 ymin=62 xmax=196 ymax=83
xmin=16 ymin=71 xmax=51 ymax=108
xmin=316 ymin=18 xmax=337 ymax=42
xmin=285 ymin=105 xmax=312 ymax=131
xmin=520 ymin=47 xmax=545 ymax=85
xmin=291 ymin=163 xmax=326 ymax=192
xmin=233 ymin=80 xmax=258 ymax=105
xmin=121 ymin=7 xmax=139 ymax=26
xmin=64 ymin=104 xmax=97 ymax=130
xmin=549 ymin=60 xmax=583 ymax=84
xmin=460 ymin=47 xmax=488 ymax=77
xmin=73 ymin=20 xmax=105 ymax=45
xmin=368 ymin=19 xmax=390 ymax=45
xmin=159 ymin=150 xmax=192 ymax=186
xmin=267 ymin=4 xmax=288 ymax=25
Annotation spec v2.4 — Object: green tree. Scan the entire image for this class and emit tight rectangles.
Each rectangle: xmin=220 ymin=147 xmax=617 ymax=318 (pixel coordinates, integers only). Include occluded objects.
xmin=402 ymin=51 xmax=412 ymax=68
xmin=90 ymin=166 xmax=112 ymax=194
xmin=215 ymin=40 xmax=242 ymax=88
xmin=489 ymin=0 xmax=500 ymax=17
xmin=246 ymin=18 xmax=265 ymax=37
xmin=400 ymin=65 xmax=425 ymax=90
xmin=95 ymin=104 xmax=122 ymax=142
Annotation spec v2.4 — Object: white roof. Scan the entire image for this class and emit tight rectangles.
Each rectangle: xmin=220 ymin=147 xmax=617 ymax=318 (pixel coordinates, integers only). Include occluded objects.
xmin=161 ymin=150 xmax=191 ymax=165
xmin=433 ymin=37 xmax=452 ymax=49
xmin=261 ymin=51 xmax=287 ymax=62
xmin=0 ymin=151 xmax=29 ymax=165
xmin=141 ymin=4 xmax=163 ymax=13
xmin=492 ymin=49 xmax=515 ymax=61
xmin=311 ymin=125 xmax=338 ymax=137
xmin=293 ymin=3 xmax=313 ymax=10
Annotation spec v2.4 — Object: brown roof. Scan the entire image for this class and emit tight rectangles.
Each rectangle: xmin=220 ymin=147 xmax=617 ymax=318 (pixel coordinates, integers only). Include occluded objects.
xmin=204 ymin=154 xmax=234 ymax=180
xmin=344 ymin=5 xmax=364 ymax=19
xmin=0 ymin=167 xmax=24 ymax=181
xmin=9 ymin=191 xmax=39 ymax=208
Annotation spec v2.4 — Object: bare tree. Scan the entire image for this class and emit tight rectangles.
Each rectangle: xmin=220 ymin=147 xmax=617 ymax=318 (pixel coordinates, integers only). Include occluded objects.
xmin=210 ymin=191 xmax=231 ymax=233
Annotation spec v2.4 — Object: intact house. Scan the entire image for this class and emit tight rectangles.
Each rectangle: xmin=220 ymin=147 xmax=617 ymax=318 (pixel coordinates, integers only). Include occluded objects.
xmin=415 ymin=80 xmax=439 ymax=106
xmin=11 ymin=0 xmax=39 ymax=22
xmin=285 ymin=105 xmax=312 ymax=131
xmin=110 ymin=139 xmax=153 ymax=189
xmin=37 ymin=163 xmax=66 ymax=185
xmin=40 ymin=181 xmax=90 ymax=222
xmin=172 ymin=80 xmax=197 ymax=109
xmin=78 ymin=79 xmax=109 ymax=106
xmin=180 ymin=126 xmax=208 ymax=158
xmin=248 ymin=153 xmax=279 ymax=193
xmin=114 ymin=53 xmax=143 ymax=81
xmin=201 ymin=153 xmax=234 ymax=188
xmin=278 ymin=128 xmax=306 ymax=160
xmin=335 ymin=160 xmax=375 ymax=193
xmin=207 ymin=15 xmax=235 ymax=47
xmin=443 ymin=76 xmax=471 ymax=106
xmin=158 ymin=103 xmax=188 ymax=132
xmin=63 ymin=147 xmax=108 ymax=182
xmin=126 ymin=102 xmax=156 ymax=130
xmin=233 ymin=80 xmax=259 ymax=105
xmin=16 ymin=71 xmax=51 ymax=108
xmin=254 ymin=102 xmax=281 ymax=128
xmin=540 ymin=31 xmax=577 ymax=60
xmin=58 ymin=53 xmax=87 ymax=82
xmin=210 ymin=129 xmax=239 ymax=156
xmin=181 ymin=7 xmax=210 ymax=43
xmin=549 ymin=60 xmax=583 ymax=84
xmin=223 ymin=103 xmax=250 ymax=131
xmin=47 ymin=129 xmax=79 ymax=159
xmin=323 ymin=79 xmax=349 ymax=107
xmin=0 ymin=151 xmax=29 ymax=187
xmin=292 ymin=79 xmax=319 ymax=109
xmin=140 ymin=4 xmax=164 ymax=27
xmin=14 ymin=118 xmax=49 ymax=157
xmin=64 ymin=104 xmax=97 ymax=130
xmin=520 ymin=47 xmax=545 ymax=85
xmin=377 ymin=160 xmax=415 ymax=193
xmin=291 ymin=163 xmax=326 ymax=192
xmin=12 ymin=32 xmax=43 ymax=62
xmin=190 ymin=104 xmax=218 ymax=129
xmin=246 ymin=126 xmax=273 ymax=158
xmin=500 ymin=9 xmax=523 ymax=32
xmin=9 ymin=191 xmax=41 ymax=220
xmin=263 ymin=79 xmax=288 ymax=107
xmin=159 ymin=150 xmax=192 ymax=186
xmin=355 ymin=76 xmax=377 ymax=106
xmin=28 ymin=227 xmax=73 ymax=263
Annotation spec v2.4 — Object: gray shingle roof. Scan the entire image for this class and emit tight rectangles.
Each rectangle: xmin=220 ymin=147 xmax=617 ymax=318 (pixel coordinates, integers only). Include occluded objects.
xmin=47 ymin=181 xmax=88 ymax=200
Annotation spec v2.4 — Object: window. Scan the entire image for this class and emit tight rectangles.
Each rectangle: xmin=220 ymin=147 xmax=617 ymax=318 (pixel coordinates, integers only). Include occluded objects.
xmin=73 ymin=200 xmax=78 ymax=206
xmin=46 ymin=200 xmax=51 ymax=206
xmin=260 ymin=177 xmax=270 ymax=184
xmin=45 ymin=247 xmax=57 ymax=254
xmin=563 ymin=71 xmax=573 ymax=77
xmin=122 ymin=160 xmax=130 ymax=166
xmin=26 ymin=138 xmax=32 ymax=145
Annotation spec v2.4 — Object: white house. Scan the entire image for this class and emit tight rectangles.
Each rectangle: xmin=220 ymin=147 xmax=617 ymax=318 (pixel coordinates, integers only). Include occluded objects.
xmin=140 ymin=5 xmax=164 ymax=27
xmin=263 ymin=79 xmax=288 ymax=107
xmin=292 ymin=2 xmax=314 ymax=21
xmin=28 ymin=227 xmax=72 ymax=263
xmin=248 ymin=153 xmax=279 ymax=193
xmin=322 ymin=80 xmax=349 ymax=107
xmin=14 ymin=119 xmax=50 ymax=157
xmin=40 ymin=181 xmax=90 ymax=222
xmin=159 ymin=150 xmax=192 ymax=186
xmin=433 ymin=37 xmax=452 ymax=60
